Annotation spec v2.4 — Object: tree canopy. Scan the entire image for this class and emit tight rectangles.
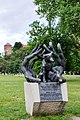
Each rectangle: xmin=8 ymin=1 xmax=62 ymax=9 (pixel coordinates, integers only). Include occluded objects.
xmin=13 ymin=42 xmax=22 ymax=52
xmin=27 ymin=0 xmax=80 ymax=73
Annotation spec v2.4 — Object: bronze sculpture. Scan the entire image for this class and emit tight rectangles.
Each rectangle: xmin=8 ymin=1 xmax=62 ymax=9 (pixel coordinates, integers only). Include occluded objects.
xmin=22 ymin=42 xmax=66 ymax=83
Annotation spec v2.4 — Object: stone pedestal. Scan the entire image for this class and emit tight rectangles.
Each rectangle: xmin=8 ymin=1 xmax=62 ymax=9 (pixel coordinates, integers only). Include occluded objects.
xmin=24 ymin=82 xmax=68 ymax=116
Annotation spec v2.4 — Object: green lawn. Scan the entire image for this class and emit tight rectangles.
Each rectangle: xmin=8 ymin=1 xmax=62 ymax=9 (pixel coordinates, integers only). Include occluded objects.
xmin=0 ymin=74 xmax=80 ymax=120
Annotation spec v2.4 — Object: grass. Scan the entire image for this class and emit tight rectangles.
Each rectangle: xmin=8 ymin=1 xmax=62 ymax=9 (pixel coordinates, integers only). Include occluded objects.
xmin=0 ymin=74 xmax=80 ymax=120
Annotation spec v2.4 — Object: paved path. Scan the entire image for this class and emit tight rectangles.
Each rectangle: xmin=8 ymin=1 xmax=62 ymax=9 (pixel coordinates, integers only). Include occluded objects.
xmin=71 ymin=116 xmax=80 ymax=120
xmin=63 ymin=75 xmax=80 ymax=79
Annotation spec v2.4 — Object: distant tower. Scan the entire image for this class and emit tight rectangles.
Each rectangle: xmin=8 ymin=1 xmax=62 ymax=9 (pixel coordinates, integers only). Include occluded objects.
xmin=4 ymin=43 xmax=12 ymax=55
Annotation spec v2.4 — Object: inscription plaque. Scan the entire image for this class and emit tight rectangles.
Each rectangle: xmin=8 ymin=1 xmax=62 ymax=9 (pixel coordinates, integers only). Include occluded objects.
xmin=39 ymin=82 xmax=62 ymax=102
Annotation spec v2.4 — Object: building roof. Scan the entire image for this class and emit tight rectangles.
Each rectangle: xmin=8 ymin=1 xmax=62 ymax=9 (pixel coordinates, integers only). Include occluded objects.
xmin=4 ymin=43 xmax=12 ymax=46
xmin=22 ymin=44 xmax=29 ymax=48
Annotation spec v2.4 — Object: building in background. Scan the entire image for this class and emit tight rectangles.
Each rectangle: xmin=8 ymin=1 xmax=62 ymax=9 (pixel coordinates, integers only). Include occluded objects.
xmin=4 ymin=43 xmax=12 ymax=55
xmin=22 ymin=44 xmax=29 ymax=48
xmin=4 ymin=43 xmax=29 ymax=55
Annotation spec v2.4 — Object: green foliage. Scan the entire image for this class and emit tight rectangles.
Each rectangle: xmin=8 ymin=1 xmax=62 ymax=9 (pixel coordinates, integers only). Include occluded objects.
xmin=27 ymin=20 xmax=49 ymax=45
xmin=33 ymin=60 xmax=42 ymax=74
xmin=13 ymin=42 xmax=22 ymax=52
xmin=26 ymin=0 xmax=80 ymax=73
xmin=0 ymin=47 xmax=28 ymax=74
xmin=0 ymin=57 xmax=6 ymax=74
xmin=34 ymin=0 xmax=80 ymax=36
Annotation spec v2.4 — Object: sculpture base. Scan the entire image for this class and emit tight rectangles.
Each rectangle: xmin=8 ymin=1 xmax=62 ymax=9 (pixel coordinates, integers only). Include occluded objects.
xmin=24 ymin=82 xmax=68 ymax=116
xmin=33 ymin=101 xmax=66 ymax=115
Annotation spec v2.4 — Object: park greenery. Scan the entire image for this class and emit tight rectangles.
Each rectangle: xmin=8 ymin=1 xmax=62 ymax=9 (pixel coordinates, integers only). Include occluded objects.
xmin=27 ymin=0 xmax=80 ymax=74
xmin=0 ymin=42 xmax=28 ymax=74
xmin=0 ymin=0 xmax=80 ymax=74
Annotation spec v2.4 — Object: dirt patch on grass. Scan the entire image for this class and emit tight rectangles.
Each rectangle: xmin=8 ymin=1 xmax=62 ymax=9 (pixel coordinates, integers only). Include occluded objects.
xmin=71 ymin=116 xmax=80 ymax=120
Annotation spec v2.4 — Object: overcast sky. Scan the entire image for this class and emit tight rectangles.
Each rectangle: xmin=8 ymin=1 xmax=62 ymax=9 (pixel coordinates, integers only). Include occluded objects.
xmin=0 ymin=0 xmax=46 ymax=53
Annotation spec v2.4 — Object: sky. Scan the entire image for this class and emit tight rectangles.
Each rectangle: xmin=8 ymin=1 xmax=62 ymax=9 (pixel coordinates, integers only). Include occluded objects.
xmin=0 ymin=0 xmax=46 ymax=53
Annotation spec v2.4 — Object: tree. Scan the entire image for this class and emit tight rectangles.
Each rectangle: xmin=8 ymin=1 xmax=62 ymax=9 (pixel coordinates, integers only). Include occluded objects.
xmin=34 ymin=0 xmax=80 ymax=35
xmin=0 ymin=47 xmax=28 ymax=74
xmin=13 ymin=42 xmax=22 ymax=51
xmin=26 ymin=0 xmax=80 ymax=73
xmin=0 ymin=57 xmax=4 ymax=73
